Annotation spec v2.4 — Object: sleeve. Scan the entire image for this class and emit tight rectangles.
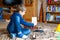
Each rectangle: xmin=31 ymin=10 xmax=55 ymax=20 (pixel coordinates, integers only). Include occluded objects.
xmin=14 ymin=15 xmax=22 ymax=33
xmin=20 ymin=15 xmax=34 ymax=27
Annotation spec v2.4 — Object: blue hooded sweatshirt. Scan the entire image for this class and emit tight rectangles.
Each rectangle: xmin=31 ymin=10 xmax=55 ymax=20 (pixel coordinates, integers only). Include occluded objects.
xmin=7 ymin=12 xmax=34 ymax=34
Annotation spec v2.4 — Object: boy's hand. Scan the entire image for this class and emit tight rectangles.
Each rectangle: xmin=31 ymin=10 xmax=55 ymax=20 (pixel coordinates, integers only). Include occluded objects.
xmin=30 ymin=26 xmax=38 ymax=30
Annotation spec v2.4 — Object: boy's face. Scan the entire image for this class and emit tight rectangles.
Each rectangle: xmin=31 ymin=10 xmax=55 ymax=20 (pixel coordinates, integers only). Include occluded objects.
xmin=19 ymin=10 xmax=26 ymax=16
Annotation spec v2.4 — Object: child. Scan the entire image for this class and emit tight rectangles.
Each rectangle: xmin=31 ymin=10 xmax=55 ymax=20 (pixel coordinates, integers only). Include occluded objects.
xmin=7 ymin=5 xmax=34 ymax=39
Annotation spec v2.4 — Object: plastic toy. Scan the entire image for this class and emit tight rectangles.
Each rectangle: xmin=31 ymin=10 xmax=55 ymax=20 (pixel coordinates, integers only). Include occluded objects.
xmin=55 ymin=24 xmax=60 ymax=34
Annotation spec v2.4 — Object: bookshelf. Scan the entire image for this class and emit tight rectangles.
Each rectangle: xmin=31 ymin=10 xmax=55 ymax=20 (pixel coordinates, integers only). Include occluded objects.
xmin=46 ymin=0 xmax=60 ymax=23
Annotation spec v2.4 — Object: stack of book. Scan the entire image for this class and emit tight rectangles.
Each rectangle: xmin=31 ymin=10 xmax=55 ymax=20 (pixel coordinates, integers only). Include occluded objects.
xmin=56 ymin=16 xmax=60 ymax=22
xmin=46 ymin=6 xmax=60 ymax=12
xmin=47 ymin=0 xmax=58 ymax=3
xmin=46 ymin=13 xmax=51 ymax=21
xmin=46 ymin=13 xmax=54 ymax=21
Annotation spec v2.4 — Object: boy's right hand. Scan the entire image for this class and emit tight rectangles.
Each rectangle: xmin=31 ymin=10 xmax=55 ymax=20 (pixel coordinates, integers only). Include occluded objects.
xmin=30 ymin=26 xmax=38 ymax=30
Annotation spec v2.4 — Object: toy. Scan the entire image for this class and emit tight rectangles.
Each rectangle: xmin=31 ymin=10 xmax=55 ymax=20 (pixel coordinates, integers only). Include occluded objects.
xmin=55 ymin=24 xmax=60 ymax=34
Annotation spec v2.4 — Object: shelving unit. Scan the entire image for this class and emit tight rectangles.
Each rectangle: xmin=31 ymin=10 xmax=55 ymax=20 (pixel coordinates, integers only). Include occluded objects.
xmin=46 ymin=0 xmax=60 ymax=23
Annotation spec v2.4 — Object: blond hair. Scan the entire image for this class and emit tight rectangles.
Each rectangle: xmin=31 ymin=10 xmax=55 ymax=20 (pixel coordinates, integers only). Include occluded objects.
xmin=15 ymin=5 xmax=26 ymax=12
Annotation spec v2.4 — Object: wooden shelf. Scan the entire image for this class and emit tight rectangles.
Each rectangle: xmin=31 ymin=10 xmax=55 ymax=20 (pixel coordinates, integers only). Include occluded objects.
xmin=48 ymin=2 xmax=60 ymax=5
xmin=46 ymin=1 xmax=60 ymax=23
xmin=46 ymin=12 xmax=60 ymax=14
xmin=47 ymin=21 xmax=60 ymax=23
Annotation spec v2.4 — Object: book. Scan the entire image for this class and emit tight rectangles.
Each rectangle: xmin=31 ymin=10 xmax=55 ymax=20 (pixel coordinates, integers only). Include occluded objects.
xmin=56 ymin=16 xmax=60 ymax=21
xmin=52 ymin=5 xmax=56 ymax=12
xmin=47 ymin=6 xmax=51 ymax=12
xmin=49 ymin=15 xmax=54 ymax=21
xmin=58 ymin=6 xmax=60 ymax=12
xmin=50 ymin=6 xmax=53 ymax=12
xmin=56 ymin=7 xmax=58 ymax=12
xmin=46 ymin=6 xmax=48 ymax=12
xmin=46 ymin=13 xmax=51 ymax=21
xmin=56 ymin=16 xmax=60 ymax=18
xmin=56 ymin=18 xmax=60 ymax=22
